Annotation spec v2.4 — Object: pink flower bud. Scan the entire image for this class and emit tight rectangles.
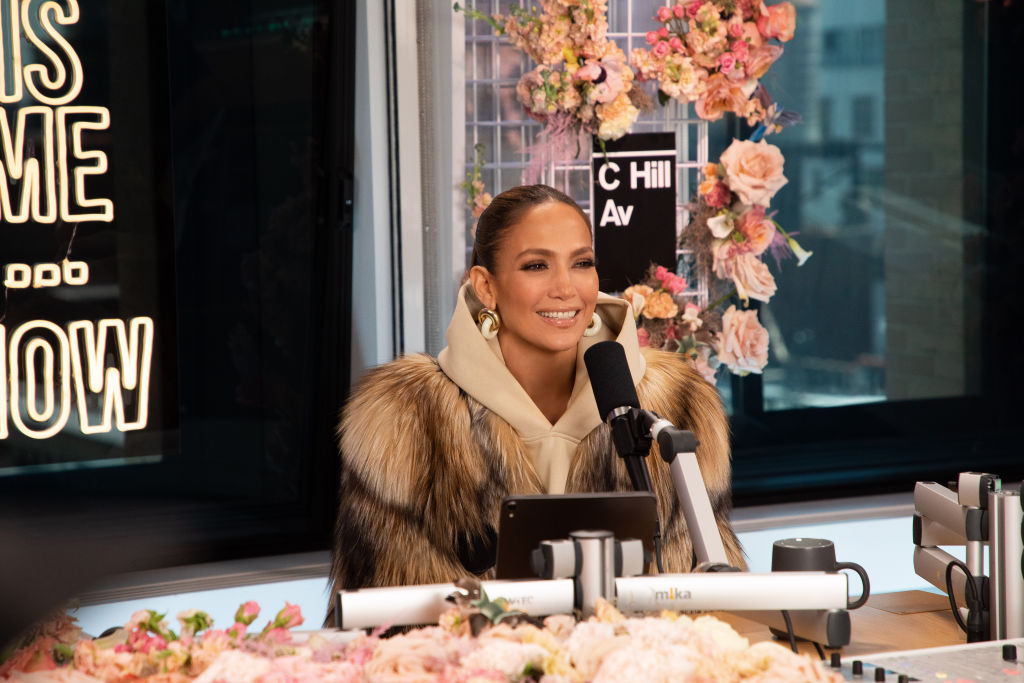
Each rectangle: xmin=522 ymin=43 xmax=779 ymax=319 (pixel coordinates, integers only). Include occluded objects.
xmin=272 ymin=602 xmax=304 ymax=630
xmin=235 ymin=601 xmax=261 ymax=626
xmin=669 ymin=36 xmax=684 ymax=51
xmin=657 ymin=26 xmax=669 ymax=38
xmin=673 ymin=4 xmax=686 ymax=18
xmin=646 ymin=30 xmax=658 ymax=45
xmin=657 ymin=6 xmax=673 ymax=22
xmin=227 ymin=623 xmax=247 ymax=640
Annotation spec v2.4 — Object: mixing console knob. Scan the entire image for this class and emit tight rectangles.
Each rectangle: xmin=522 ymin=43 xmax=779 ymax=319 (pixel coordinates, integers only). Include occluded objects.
xmin=1005 ymin=643 xmax=1018 ymax=661
xmin=852 ymin=660 xmax=863 ymax=676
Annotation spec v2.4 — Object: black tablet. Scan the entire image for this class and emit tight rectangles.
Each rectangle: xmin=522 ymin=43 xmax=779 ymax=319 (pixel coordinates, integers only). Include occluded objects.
xmin=494 ymin=491 xmax=659 ymax=579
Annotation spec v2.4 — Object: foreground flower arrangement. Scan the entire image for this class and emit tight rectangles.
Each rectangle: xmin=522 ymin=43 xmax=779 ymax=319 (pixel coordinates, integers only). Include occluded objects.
xmin=2 ymin=595 xmax=842 ymax=683
xmin=624 ymin=137 xmax=812 ymax=381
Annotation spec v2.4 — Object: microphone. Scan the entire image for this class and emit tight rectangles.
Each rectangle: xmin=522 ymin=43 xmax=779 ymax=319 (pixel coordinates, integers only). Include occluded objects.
xmin=584 ymin=341 xmax=655 ymax=493
xmin=584 ymin=341 xmax=732 ymax=571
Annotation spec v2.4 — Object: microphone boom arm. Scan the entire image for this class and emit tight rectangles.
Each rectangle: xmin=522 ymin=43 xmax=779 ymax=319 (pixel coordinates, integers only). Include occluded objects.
xmin=650 ymin=419 xmax=732 ymax=569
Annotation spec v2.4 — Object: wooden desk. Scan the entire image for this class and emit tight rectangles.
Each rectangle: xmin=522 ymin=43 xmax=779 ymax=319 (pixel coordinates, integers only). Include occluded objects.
xmin=716 ymin=591 xmax=966 ymax=658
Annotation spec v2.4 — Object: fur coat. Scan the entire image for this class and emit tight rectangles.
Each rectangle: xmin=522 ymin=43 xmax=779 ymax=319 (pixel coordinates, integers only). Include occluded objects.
xmin=329 ymin=348 xmax=745 ymax=614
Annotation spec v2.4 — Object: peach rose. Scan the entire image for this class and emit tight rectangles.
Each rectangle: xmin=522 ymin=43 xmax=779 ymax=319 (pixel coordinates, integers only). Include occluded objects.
xmin=719 ymin=138 xmax=787 ymax=206
xmin=745 ymin=44 xmax=783 ymax=79
xmin=694 ymin=74 xmax=748 ymax=121
xmin=714 ymin=244 xmax=777 ymax=303
xmin=643 ymin=290 xmax=679 ymax=318
xmin=622 ymin=284 xmax=654 ymax=319
xmin=741 ymin=21 xmax=763 ymax=48
xmin=716 ymin=305 xmax=769 ymax=374
xmin=736 ymin=205 xmax=777 ymax=255
xmin=757 ymin=1 xmax=796 ymax=42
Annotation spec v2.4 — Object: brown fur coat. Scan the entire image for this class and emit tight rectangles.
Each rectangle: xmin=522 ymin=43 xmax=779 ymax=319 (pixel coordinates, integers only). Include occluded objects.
xmin=329 ymin=348 xmax=745 ymax=610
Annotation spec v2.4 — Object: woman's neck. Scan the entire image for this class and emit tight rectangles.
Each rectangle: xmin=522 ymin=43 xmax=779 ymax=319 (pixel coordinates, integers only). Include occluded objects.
xmin=499 ymin=339 xmax=577 ymax=425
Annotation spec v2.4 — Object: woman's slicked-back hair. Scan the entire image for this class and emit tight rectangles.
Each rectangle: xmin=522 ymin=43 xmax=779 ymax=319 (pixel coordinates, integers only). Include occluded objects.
xmin=470 ymin=184 xmax=592 ymax=272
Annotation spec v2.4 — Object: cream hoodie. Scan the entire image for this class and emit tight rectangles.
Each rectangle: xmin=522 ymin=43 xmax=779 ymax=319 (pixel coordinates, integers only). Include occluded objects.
xmin=438 ymin=283 xmax=647 ymax=493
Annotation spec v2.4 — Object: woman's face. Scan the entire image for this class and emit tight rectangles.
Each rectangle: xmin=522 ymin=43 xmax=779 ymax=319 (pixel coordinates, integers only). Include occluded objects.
xmin=472 ymin=201 xmax=599 ymax=357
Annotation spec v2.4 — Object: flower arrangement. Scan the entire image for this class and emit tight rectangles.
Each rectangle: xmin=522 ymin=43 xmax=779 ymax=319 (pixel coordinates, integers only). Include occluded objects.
xmin=455 ymin=0 xmax=647 ymax=175
xmin=461 ymin=142 xmax=493 ymax=222
xmin=625 ymin=136 xmax=811 ymax=381
xmin=1 ymin=602 xmax=307 ymax=682
xmin=2 ymin=596 xmax=843 ymax=682
xmin=629 ymin=0 xmax=800 ymax=129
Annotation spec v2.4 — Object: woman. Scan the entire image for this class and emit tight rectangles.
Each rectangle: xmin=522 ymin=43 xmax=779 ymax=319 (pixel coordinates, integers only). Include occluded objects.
xmin=330 ymin=184 xmax=744 ymax=603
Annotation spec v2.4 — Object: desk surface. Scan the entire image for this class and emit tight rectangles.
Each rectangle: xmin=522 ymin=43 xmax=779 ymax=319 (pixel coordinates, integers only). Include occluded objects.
xmin=717 ymin=590 xmax=965 ymax=658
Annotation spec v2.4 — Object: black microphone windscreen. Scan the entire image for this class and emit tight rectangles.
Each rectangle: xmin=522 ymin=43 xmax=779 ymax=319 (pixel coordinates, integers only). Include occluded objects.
xmin=584 ymin=341 xmax=640 ymax=420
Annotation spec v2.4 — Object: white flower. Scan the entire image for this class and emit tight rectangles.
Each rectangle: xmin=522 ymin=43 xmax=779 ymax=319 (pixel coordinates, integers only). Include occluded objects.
xmin=707 ymin=212 xmax=735 ymax=239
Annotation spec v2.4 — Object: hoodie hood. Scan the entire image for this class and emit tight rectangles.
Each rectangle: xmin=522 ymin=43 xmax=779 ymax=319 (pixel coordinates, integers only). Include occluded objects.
xmin=437 ymin=282 xmax=646 ymax=492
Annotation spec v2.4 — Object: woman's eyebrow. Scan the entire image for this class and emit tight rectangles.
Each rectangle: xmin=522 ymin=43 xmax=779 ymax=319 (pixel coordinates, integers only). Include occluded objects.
xmin=516 ymin=246 xmax=594 ymax=258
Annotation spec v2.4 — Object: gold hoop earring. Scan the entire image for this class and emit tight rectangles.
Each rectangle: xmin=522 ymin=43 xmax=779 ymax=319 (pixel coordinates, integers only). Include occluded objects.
xmin=583 ymin=311 xmax=602 ymax=337
xmin=478 ymin=308 xmax=500 ymax=340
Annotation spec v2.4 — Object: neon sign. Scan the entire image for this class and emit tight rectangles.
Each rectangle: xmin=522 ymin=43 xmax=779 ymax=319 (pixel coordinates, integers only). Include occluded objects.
xmin=2 ymin=1 xmax=156 ymax=442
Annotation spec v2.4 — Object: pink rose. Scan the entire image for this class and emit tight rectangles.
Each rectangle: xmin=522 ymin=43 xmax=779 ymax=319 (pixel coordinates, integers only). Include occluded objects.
xmin=730 ymin=39 xmax=748 ymax=60
xmin=736 ymin=205 xmax=777 ymax=255
xmin=657 ymin=6 xmax=673 ymax=22
xmin=686 ymin=1 xmax=704 ymax=19
xmin=704 ymin=181 xmax=732 ymax=208
xmin=646 ymin=30 xmax=659 ymax=45
xmin=714 ymin=247 xmax=777 ymax=303
xmin=653 ymin=40 xmax=671 ymax=58
xmin=695 ymin=74 xmax=748 ymax=121
xmin=657 ymin=26 xmax=669 ymax=38
xmin=718 ymin=138 xmax=787 ymax=206
xmin=655 ymin=265 xmax=687 ymax=294
xmin=737 ymin=0 xmax=760 ymax=18
xmin=728 ymin=17 xmax=745 ymax=38
xmin=673 ymin=4 xmax=686 ymax=18
xmin=637 ymin=328 xmax=651 ymax=348
xmin=716 ymin=305 xmax=769 ymax=374
xmin=669 ymin=36 xmax=684 ymax=51
xmin=757 ymin=2 xmax=796 ymax=42
xmin=717 ymin=52 xmax=737 ymax=75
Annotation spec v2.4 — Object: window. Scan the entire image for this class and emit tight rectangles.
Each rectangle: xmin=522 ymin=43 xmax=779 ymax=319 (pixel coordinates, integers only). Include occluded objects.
xmin=1 ymin=0 xmax=355 ymax=571
xmin=852 ymin=95 xmax=875 ymax=138
xmin=454 ymin=0 xmax=1024 ymax=504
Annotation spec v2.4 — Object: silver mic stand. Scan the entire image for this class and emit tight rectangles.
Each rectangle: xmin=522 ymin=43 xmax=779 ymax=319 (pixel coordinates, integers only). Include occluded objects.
xmin=913 ymin=472 xmax=1024 ymax=641
xmin=648 ymin=421 xmax=856 ymax=648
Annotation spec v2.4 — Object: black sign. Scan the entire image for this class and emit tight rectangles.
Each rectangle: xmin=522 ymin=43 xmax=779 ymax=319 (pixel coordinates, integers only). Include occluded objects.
xmin=1 ymin=1 xmax=176 ymax=471
xmin=592 ymin=132 xmax=677 ymax=292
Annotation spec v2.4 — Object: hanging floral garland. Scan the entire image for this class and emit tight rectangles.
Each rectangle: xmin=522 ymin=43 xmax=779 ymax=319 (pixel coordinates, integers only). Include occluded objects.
xmin=455 ymin=0 xmax=649 ymax=177
xmin=629 ymin=0 xmax=799 ymax=129
xmin=458 ymin=1 xmax=814 ymax=384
